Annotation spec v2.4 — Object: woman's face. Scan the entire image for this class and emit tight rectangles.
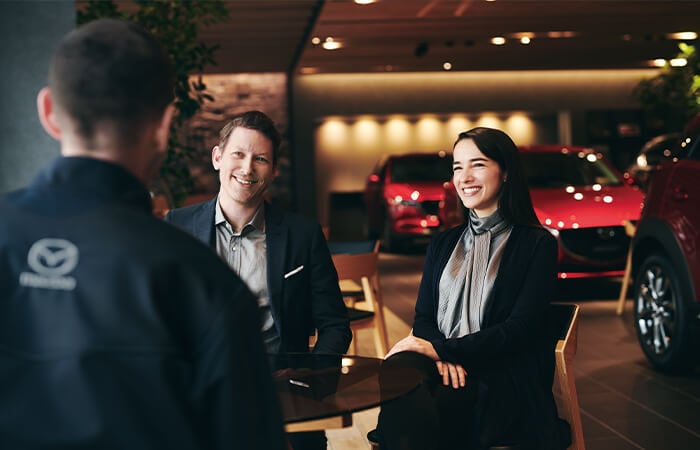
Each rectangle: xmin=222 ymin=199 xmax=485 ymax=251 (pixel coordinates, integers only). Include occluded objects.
xmin=452 ymin=138 xmax=505 ymax=217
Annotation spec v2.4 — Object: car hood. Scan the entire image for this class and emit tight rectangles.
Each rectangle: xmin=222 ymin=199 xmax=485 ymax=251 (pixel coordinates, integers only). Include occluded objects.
xmin=531 ymin=185 xmax=644 ymax=229
xmin=384 ymin=181 xmax=452 ymax=201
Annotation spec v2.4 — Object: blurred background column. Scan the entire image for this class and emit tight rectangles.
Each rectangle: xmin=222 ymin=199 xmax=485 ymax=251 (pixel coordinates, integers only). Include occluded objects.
xmin=0 ymin=0 xmax=75 ymax=193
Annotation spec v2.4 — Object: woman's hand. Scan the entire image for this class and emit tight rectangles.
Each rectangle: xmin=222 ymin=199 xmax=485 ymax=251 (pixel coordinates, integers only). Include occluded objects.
xmin=384 ymin=335 xmax=440 ymax=360
xmin=435 ymin=361 xmax=467 ymax=389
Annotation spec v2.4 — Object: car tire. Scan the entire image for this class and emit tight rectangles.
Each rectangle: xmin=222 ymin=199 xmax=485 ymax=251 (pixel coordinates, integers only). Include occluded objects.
xmin=633 ymin=253 xmax=697 ymax=373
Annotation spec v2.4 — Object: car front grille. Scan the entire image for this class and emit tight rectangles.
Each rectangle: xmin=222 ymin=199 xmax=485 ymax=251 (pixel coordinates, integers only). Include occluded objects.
xmin=559 ymin=226 xmax=629 ymax=267
xmin=421 ymin=200 xmax=440 ymax=215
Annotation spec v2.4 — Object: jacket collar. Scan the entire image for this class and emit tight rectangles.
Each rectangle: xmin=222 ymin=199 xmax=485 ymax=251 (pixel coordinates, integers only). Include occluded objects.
xmin=20 ymin=156 xmax=152 ymax=215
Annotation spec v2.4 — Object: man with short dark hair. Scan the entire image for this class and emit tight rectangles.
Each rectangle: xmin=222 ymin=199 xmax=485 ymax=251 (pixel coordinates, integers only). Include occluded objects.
xmin=165 ymin=110 xmax=351 ymax=449
xmin=0 ymin=19 xmax=285 ymax=449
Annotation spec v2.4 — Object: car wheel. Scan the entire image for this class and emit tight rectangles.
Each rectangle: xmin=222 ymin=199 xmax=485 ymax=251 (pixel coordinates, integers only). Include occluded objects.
xmin=633 ymin=253 xmax=696 ymax=373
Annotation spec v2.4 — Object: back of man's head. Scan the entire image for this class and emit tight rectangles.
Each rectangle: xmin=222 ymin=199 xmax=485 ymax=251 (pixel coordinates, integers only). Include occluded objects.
xmin=49 ymin=19 xmax=174 ymax=150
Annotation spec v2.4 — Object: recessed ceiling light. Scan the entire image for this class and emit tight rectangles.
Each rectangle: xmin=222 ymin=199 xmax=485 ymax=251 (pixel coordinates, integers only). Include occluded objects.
xmin=652 ymin=58 xmax=667 ymax=67
xmin=311 ymin=36 xmax=321 ymax=45
xmin=520 ymin=36 xmax=531 ymax=45
xmin=322 ymin=37 xmax=342 ymax=50
xmin=354 ymin=0 xmax=376 ymax=4
xmin=668 ymin=31 xmax=698 ymax=40
xmin=670 ymin=58 xmax=687 ymax=67
xmin=443 ymin=62 xmax=452 ymax=70
xmin=491 ymin=36 xmax=506 ymax=45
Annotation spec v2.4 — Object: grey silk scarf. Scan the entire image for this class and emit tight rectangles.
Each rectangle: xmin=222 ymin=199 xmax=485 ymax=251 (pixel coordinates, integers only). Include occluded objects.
xmin=437 ymin=209 xmax=512 ymax=338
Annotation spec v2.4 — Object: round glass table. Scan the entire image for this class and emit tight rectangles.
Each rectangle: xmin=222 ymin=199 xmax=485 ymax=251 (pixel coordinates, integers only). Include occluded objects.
xmin=269 ymin=353 xmax=422 ymax=430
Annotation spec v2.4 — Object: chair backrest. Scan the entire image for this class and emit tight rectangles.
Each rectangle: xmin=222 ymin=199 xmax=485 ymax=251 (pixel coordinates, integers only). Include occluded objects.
xmin=332 ymin=251 xmax=380 ymax=283
xmin=549 ymin=302 xmax=585 ymax=450
xmin=332 ymin=249 xmax=389 ymax=357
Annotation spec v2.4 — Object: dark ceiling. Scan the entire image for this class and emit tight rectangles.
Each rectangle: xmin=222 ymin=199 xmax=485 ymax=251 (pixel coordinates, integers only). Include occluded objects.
xmin=200 ymin=0 xmax=700 ymax=75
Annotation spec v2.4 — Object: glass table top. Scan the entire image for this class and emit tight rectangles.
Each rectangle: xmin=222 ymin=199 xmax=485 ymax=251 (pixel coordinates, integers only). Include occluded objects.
xmin=269 ymin=353 xmax=422 ymax=424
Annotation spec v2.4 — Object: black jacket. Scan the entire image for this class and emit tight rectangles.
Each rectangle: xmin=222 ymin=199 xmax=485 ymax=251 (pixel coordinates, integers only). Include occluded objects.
xmin=165 ymin=198 xmax=351 ymax=355
xmin=0 ymin=157 xmax=285 ymax=449
xmin=414 ymin=223 xmax=569 ymax=449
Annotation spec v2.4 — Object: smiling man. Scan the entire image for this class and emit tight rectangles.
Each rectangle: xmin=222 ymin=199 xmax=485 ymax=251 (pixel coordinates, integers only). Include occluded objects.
xmin=165 ymin=111 xmax=351 ymax=450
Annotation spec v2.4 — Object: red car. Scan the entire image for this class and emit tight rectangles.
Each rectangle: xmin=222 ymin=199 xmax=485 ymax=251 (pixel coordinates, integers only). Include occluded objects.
xmin=631 ymin=115 xmax=700 ymax=373
xmin=364 ymin=152 xmax=463 ymax=250
xmin=519 ymin=145 xmax=645 ymax=279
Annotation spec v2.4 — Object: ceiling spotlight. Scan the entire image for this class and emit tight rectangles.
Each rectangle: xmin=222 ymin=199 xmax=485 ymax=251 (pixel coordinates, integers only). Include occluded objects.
xmin=414 ymin=41 xmax=429 ymax=57
xmin=652 ymin=58 xmax=667 ymax=67
xmin=668 ymin=31 xmax=698 ymax=40
xmin=311 ymin=36 xmax=321 ymax=45
xmin=443 ymin=62 xmax=452 ymax=70
xmin=520 ymin=36 xmax=531 ymax=45
xmin=491 ymin=36 xmax=506 ymax=45
xmin=322 ymin=37 xmax=342 ymax=50
xmin=670 ymin=58 xmax=688 ymax=67
xmin=354 ymin=0 xmax=376 ymax=4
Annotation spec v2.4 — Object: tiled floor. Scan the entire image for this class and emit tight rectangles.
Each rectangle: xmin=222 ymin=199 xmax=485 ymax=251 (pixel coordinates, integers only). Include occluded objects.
xmin=327 ymin=252 xmax=700 ymax=450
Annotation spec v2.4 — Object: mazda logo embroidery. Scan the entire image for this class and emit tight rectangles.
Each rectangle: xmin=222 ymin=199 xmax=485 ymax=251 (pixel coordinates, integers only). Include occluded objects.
xmin=27 ymin=238 xmax=79 ymax=277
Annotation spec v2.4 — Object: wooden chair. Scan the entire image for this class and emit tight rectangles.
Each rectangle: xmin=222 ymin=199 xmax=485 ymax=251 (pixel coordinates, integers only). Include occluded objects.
xmin=550 ymin=302 xmax=585 ymax=450
xmin=332 ymin=247 xmax=389 ymax=358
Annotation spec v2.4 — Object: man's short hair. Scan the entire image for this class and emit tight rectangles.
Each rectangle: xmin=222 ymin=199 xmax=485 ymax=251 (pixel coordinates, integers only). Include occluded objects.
xmin=49 ymin=18 xmax=174 ymax=149
xmin=219 ymin=111 xmax=281 ymax=165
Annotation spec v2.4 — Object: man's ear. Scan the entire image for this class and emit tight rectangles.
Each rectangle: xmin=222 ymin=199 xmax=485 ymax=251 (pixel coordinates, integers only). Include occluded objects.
xmin=37 ymin=87 xmax=61 ymax=140
xmin=212 ymin=145 xmax=222 ymax=170
xmin=154 ymin=104 xmax=176 ymax=153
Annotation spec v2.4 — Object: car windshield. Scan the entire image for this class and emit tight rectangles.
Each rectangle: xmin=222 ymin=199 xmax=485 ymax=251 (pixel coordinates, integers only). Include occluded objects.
xmin=521 ymin=152 xmax=623 ymax=188
xmin=389 ymin=155 xmax=453 ymax=183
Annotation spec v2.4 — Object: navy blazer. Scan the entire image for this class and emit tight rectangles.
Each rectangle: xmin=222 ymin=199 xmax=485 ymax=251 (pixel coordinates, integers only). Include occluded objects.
xmin=164 ymin=198 xmax=351 ymax=355
xmin=414 ymin=223 xmax=568 ymax=449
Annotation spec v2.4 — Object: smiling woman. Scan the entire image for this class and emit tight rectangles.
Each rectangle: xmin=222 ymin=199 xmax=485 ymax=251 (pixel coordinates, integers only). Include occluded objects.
xmin=369 ymin=127 xmax=570 ymax=450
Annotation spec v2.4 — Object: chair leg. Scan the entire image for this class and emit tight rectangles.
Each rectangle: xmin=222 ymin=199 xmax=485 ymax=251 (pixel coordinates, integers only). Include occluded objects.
xmin=616 ymin=246 xmax=633 ymax=316
xmin=351 ymin=331 xmax=359 ymax=356
xmin=373 ymin=307 xmax=389 ymax=358
xmin=556 ymin=352 xmax=585 ymax=450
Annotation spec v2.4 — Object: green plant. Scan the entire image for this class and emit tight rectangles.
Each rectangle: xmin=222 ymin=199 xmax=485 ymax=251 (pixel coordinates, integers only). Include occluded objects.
xmin=78 ymin=0 xmax=228 ymax=206
xmin=634 ymin=42 xmax=700 ymax=130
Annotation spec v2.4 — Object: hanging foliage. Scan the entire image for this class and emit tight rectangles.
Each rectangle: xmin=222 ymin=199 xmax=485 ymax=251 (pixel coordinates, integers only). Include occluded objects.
xmin=634 ymin=42 xmax=700 ymax=130
xmin=78 ymin=0 xmax=228 ymax=207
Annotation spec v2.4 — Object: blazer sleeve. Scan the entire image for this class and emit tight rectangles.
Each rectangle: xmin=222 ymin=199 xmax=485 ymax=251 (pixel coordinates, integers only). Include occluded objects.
xmin=420 ymin=228 xmax=558 ymax=373
xmin=308 ymin=224 xmax=352 ymax=354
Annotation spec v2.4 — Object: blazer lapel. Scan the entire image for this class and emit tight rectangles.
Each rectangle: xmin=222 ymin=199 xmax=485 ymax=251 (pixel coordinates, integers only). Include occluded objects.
xmin=193 ymin=197 xmax=218 ymax=248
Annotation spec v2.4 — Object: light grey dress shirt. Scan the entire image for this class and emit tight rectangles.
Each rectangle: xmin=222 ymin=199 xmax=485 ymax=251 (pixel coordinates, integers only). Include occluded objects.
xmin=215 ymin=201 xmax=279 ymax=352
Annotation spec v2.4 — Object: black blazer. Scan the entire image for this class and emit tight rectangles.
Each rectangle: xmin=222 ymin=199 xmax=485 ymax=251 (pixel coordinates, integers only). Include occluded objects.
xmin=164 ymin=198 xmax=351 ymax=355
xmin=414 ymin=223 xmax=568 ymax=449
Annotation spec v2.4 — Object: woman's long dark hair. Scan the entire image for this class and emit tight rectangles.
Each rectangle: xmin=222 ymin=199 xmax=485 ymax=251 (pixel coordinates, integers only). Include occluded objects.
xmin=454 ymin=127 xmax=541 ymax=227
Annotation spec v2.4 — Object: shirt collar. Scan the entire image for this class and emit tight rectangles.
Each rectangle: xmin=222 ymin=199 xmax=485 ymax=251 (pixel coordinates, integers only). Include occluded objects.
xmin=215 ymin=200 xmax=265 ymax=234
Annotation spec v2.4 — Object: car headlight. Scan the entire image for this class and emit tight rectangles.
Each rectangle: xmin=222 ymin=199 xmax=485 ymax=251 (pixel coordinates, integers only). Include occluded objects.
xmin=388 ymin=196 xmax=420 ymax=207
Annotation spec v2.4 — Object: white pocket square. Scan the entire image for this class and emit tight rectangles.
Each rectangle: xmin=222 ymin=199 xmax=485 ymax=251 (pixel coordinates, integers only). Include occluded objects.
xmin=284 ymin=265 xmax=304 ymax=279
